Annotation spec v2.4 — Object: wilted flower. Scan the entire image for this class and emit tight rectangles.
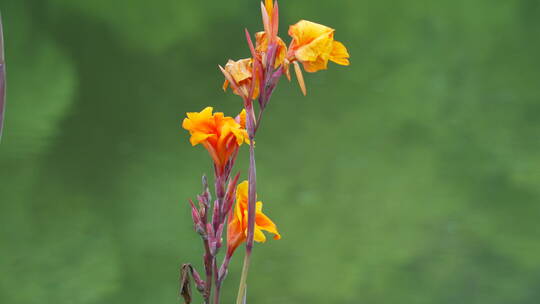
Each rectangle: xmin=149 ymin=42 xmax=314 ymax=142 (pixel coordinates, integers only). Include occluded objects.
xmin=227 ymin=181 xmax=280 ymax=255
xmin=182 ymin=107 xmax=249 ymax=173
xmin=222 ymin=58 xmax=260 ymax=100
xmin=288 ymin=20 xmax=350 ymax=73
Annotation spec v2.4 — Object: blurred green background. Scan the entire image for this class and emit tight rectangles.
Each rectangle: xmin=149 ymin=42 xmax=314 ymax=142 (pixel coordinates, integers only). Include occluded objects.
xmin=1 ymin=0 xmax=539 ymax=303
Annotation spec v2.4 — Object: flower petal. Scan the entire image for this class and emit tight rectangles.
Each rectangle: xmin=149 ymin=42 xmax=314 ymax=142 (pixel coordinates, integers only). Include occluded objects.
xmin=289 ymin=20 xmax=334 ymax=46
xmin=255 ymin=202 xmax=281 ymax=240
xmin=225 ymin=59 xmax=253 ymax=83
xmin=294 ymin=31 xmax=334 ymax=63
xmin=236 ymin=181 xmax=249 ymax=211
xmin=197 ymin=107 xmax=214 ymax=119
xmin=227 ymin=214 xmax=246 ymax=254
xmin=330 ymin=41 xmax=350 ymax=66
xmin=253 ymin=226 xmax=267 ymax=243
xmin=190 ymin=132 xmax=214 ymax=146
xmin=182 ymin=117 xmax=193 ymax=130
xmin=237 ymin=109 xmax=247 ymax=128
xmin=301 ymin=56 xmax=329 ymax=73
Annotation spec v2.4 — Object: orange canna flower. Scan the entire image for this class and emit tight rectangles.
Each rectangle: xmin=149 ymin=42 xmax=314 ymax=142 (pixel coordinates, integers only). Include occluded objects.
xmin=255 ymin=32 xmax=287 ymax=69
xmin=222 ymin=58 xmax=260 ymax=100
xmin=227 ymin=181 xmax=280 ymax=255
xmin=182 ymin=107 xmax=249 ymax=173
xmin=288 ymin=20 xmax=350 ymax=73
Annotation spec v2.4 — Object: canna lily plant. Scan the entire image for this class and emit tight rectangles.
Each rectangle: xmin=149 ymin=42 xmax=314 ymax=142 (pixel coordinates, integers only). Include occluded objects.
xmin=179 ymin=1 xmax=349 ymax=303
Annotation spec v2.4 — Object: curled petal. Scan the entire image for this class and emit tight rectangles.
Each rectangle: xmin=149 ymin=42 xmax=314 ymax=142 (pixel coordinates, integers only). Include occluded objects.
xmin=255 ymin=202 xmax=281 ymax=240
xmin=330 ymin=41 xmax=350 ymax=66
xmin=253 ymin=226 xmax=267 ymax=242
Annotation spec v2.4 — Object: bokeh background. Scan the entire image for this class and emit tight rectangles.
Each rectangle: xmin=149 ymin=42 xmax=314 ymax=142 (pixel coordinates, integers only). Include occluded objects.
xmin=1 ymin=0 xmax=540 ymax=303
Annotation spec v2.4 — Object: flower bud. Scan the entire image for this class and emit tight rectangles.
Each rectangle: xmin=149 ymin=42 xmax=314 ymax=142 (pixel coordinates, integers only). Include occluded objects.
xmin=212 ymin=198 xmax=220 ymax=232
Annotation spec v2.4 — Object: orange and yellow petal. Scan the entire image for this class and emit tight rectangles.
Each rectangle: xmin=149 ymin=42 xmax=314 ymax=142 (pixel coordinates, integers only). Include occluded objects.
xmin=190 ymin=132 xmax=215 ymax=146
xmin=229 ymin=181 xmax=280 ymax=247
xmin=181 ymin=117 xmax=193 ymax=131
xmin=227 ymin=215 xmax=246 ymax=253
xmin=253 ymin=226 xmax=267 ymax=242
xmin=236 ymin=181 xmax=249 ymax=206
xmin=255 ymin=201 xmax=281 ymax=240
xmin=230 ymin=127 xmax=249 ymax=145
xmin=294 ymin=31 xmax=333 ymax=63
xmin=237 ymin=109 xmax=247 ymax=129
xmin=289 ymin=20 xmax=334 ymax=47
xmin=330 ymin=41 xmax=350 ymax=66
xmin=288 ymin=20 xmax=349 ymax=72
xmin=301 ymin=56 xmax=329 ymax=73
xmin=235 ymin=181 xmax=249 ymax=220
xmin=182 ymin=107 xmax=248 ymax=170
xmin=186 ymin=106 xmax=213 ymax=121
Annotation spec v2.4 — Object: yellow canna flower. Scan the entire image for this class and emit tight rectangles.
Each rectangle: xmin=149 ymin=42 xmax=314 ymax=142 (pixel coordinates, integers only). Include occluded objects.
xmin=255 ymin=31 xmax=287 ymax=69
xmin=182 ymin=107 xmax=249 ymax=173
xmin=222 ymin=58 xmax=260 ymax=100
xmin=288 ymin=20 xmax=350 ymax=73
xmin=227 ymin=181 xmax=280 ymax=255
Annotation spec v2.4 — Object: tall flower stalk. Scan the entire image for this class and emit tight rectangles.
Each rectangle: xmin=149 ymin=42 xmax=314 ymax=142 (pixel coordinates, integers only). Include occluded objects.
xmin=180 ymin=1 xmax=349 ymax=303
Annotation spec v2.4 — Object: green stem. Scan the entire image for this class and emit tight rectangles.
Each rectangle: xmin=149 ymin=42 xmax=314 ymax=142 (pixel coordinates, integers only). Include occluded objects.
xmin=235 ymin=253 xmax=251 ymax=304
